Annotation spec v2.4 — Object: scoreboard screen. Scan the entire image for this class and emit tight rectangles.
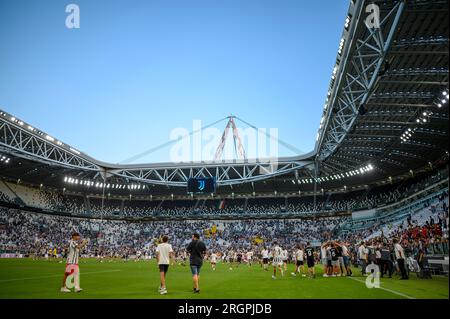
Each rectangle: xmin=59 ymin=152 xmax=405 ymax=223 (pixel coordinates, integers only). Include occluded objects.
xmin=187 ymin=177 xmax=216 ymax=194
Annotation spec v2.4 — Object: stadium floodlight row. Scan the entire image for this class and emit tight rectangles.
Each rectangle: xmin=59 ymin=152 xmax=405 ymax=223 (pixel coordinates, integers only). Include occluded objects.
xmin=0 ymin=155 xmax=10 ymax=164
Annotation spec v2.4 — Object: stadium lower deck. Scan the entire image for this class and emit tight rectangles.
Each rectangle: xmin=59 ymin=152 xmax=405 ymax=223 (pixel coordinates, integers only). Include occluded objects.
xmin=0 ymin=166 xmax=449 ymax=299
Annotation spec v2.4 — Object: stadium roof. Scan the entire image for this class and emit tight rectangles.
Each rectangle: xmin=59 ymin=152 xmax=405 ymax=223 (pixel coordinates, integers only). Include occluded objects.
xmin=0 ymin=0 xmax=448 ymax=197
xmin=315 ymin=0 xmax=449 ymax=177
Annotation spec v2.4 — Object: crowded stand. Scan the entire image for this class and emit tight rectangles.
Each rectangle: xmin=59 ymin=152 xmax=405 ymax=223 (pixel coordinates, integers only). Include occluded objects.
xmin=0 ymin=181 xmax=15 ymax=204
xmin=0 ymin=206 xmax=348 ymax=258
xmin=338 ymin=190 xmax=449 ymax=258
xmin=0 ymin=189 xmax=448 ymax=275
xmin=0 ymin=172 xmax=448 ymax=282
xmin=0 ymin=168 xmax=447 ymax=219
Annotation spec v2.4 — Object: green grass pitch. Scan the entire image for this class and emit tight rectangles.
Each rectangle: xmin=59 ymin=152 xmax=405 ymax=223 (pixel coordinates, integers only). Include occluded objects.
xmin=0 ymin=258 xmax=448 ymax=299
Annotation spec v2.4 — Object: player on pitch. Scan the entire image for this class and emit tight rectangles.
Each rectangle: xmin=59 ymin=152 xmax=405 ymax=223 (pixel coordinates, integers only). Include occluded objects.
xmin=271 ymin=241 xmax=284 ymax=279
xmin=186 ymin=233 xmax=207 ymax=294
xmin=156 ymin=235 xmax=174 ymax=295
xmin=60 ymin=232 xmax=89 ymax=292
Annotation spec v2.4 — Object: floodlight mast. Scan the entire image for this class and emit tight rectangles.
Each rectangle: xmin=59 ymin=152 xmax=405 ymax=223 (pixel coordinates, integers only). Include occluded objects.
xmin=313 ymin=160 xmax=318 ymax=215
xmin=97 ymin=170 xmax=111 ymax=240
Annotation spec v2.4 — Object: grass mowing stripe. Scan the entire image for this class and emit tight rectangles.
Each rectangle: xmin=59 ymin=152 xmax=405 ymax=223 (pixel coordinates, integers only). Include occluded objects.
xmin=0 ymin=269 xmax=121 ymax=282
xmin=347 ymin=276 xmax=416 ymax=299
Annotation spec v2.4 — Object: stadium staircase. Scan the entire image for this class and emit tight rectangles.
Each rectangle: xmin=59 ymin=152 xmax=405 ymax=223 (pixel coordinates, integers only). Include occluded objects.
xmin=360 ymin=187 xmax=371 ymax=203
xmin=324 ymin=193 xmax=332 ymax=209
xmin=84 ymin=196 xmax=91 ymax=214
xmin=193 ymin=199 xmax=201 ymax=210
xmin=120 ymin=200 xmax=125 ymax=215
xmin=156 ymin=200 xmax=164 ymax=213
xmin=0 ymin=180 xmax=24 ymax=205
xmin=198 ymin=199 xmax=207 ymax=211
xmin=1 ymin=182 xmax=25 ymax=206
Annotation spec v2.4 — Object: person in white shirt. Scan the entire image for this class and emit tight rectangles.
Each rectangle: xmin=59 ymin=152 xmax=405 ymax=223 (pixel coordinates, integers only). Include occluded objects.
xmin=227 ymin=250 xmax=234 ymax=270
xmin=156 ymin=235 xmax=174 ymax=294
xmin=320 ymin=244 xmax=329 ymax=277
xmin=358 ymin=241 xmax=369 ymax=276
xmin=261 ymin=247 xmax=269 ymax=271
xmin=227 ymin=250 xmax=234 ymax=264
xmin=210 ymin=252 xmax=218 ymax=270
xmin=61 ymin=232 xmax=89 ymax=293
xmin=246 ymin=250 xmax=254 ymax=267
xmin=393 ymin=238 xmax=408 ymax=280
xmin=340 ymin=242 xmax=352 ymax=276
xmin=271 ymin=242 xmax=284 ymax=279
xmin=291 ymin=245 xmax=305 ymax=277
xmin=282 ymin=249 xmax=289 ymax=271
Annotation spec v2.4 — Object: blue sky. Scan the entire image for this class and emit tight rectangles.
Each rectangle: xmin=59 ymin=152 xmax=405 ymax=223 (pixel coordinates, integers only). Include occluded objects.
xmin=0 ymin=0 xmax=349 ymax=164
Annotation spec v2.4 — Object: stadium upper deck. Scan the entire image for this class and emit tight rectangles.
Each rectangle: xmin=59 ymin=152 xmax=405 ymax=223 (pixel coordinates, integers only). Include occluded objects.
xmin=0 ymin=0 xmax=448 ymax=198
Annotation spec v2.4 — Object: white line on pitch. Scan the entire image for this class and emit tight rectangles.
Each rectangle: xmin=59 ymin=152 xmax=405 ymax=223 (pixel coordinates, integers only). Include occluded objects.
xmin=0 ymin=269 xmax=121 ymax=283
xmin=348 ymin=276 xmax=416 ymax=299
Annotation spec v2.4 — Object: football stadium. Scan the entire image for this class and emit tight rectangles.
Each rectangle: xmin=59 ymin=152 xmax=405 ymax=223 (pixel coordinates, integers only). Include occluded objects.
xmin=0 ymin=0 xmax=449 ymax=303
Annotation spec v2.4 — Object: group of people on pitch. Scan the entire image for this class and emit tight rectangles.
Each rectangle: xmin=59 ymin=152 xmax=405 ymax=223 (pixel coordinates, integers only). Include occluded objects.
xmin=357 ymin=238 xmax=409 ymax=280
xmin=155 ymin=233 xmax=206 ymax=295
xmin=59 ymin=232 xmax=412 ymax=294
xmin=320 ymin=241 xmax=353 ymax=277
xmin=258 ymin=240 xmax=353 ymax=279
xmin=267 ymin=241 xmax=317 ymax=279
xmin=60 ymin=232 xmax=207 ymax=295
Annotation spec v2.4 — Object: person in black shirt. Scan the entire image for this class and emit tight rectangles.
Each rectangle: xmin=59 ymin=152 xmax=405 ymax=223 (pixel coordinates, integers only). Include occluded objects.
xmin=329 ymin=243 xmax=340 ymax=276
xmin=335 ymin=243 xmax=344 ymax=276
xmin=380 ymin=242 xmax=392 ymax=278
xmin=305 ymin=242 xmax=316 ymax=279
xmin=186 ymin=233 xmax=207 ymax=293
xmin=236 ymin=251 xmax=242 ymax=267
